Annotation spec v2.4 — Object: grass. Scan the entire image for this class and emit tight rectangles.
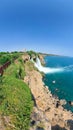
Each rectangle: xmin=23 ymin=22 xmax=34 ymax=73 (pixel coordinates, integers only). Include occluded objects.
xmin=0 ymin=59 xmax=33 ymax=130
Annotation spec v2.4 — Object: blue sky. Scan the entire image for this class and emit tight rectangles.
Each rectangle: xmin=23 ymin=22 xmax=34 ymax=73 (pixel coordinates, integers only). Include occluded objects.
xmin=0 ymin=0 xmax=73 ymax=56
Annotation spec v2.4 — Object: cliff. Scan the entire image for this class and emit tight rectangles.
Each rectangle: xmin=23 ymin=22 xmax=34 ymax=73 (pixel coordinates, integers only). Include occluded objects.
xmin=24 ymin=57 xmax=73 ymax=130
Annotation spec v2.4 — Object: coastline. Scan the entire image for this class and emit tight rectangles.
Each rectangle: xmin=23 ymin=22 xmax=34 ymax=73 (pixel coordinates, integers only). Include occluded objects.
xmin=24 ymin=58 xmax=73 ymax=130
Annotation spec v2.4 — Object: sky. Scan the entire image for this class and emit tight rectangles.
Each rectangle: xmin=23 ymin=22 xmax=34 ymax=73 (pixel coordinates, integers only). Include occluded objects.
xmin=0 ymin=0 xmax=73 ymax=56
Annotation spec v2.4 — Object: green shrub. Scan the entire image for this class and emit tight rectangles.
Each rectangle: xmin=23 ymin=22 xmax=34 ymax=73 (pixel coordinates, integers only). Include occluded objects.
xmin=0 ymin=55 xmax=11 ymax=65
xmin=27 ymin=50 xmax=38 ymax=57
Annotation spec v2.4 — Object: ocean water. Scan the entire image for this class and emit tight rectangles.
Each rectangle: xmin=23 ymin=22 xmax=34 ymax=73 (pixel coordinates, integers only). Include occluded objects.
xmin=43 ymin=56 xmax=73 ymax=112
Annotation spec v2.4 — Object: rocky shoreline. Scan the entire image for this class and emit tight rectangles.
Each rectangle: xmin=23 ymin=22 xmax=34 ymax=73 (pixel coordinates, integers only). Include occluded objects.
xmin=24 ymin=59 xmax=73 ymax=130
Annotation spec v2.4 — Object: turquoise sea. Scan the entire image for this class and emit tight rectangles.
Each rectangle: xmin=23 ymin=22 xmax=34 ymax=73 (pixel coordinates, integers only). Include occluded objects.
xmin=43 ymin=56 xmax=73 ymax=112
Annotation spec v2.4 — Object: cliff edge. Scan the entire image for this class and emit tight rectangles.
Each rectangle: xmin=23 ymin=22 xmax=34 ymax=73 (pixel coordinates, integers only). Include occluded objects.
xmin=24 ymin=58 xmax=73 ymax=130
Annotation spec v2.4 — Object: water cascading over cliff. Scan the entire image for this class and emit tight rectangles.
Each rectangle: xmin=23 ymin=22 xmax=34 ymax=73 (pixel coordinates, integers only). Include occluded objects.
xmin=32 ymin=57 xmax=64 ymax=74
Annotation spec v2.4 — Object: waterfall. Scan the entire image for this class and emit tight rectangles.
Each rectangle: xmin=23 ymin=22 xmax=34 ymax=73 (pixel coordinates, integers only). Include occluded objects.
xmin=31 ymin=57 xmax=64 ymax=74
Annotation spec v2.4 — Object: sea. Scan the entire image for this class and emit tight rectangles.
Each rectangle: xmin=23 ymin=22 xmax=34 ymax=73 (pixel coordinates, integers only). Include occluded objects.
xmin=43 ymin=56 xmax=73 ymax=112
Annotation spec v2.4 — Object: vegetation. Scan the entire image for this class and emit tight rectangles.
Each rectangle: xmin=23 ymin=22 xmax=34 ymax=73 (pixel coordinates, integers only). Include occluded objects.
xmin=0 ymin=51 xmax=24 ymax=66
xmin=0 ymin=54 xmax=11 ymax=65
xmin=27 ymin=50 xmax=38 ymax=57
xmin=0 ymin=55 xmax=33 ymax=130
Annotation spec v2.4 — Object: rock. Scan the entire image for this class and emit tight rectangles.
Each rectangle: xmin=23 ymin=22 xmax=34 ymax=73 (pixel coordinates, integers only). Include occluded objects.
xmin=52 ymin=81 xmax=56 ymax=84
xmin=55 ymin=88 xmax=58 ymax=92
xmin=68 ymin=101 xmax=73 ymax=106
xmin=71 ymin=102 xmax=73 ymax=106
xmin=36 ymin=126 xmax=44 ymax=130
xmin=67 ymin=120 xmax=73 ymax=130
xmin=30 ymin=120 xmax=36 ymax=126
xmin=22 ymin=54 xmax=30 ymax=62
xmin=60 ymin=99 xmax=67 ymax=106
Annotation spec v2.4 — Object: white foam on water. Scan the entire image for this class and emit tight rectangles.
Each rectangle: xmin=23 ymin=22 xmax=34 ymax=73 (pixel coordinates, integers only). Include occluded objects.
xmin=63 ymin=65 xmax=73 ymax=71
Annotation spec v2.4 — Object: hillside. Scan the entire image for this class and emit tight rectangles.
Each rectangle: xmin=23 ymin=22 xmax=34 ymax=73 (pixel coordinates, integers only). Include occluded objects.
xmin=0 ymin=52 xmax=33 ymax=130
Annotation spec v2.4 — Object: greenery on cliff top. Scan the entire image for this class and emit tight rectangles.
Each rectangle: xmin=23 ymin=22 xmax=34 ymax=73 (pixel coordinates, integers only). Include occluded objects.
xmin=0 ymin=54 xmax=33 ymax=130
xmin=27 ymin=50 xmax=38 ymax=57
xmin=0 ymin=51 xmax=24 ymax=65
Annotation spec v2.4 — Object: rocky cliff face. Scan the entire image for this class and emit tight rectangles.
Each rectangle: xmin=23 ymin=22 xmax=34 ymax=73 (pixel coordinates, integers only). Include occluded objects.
xmin=24 ymin=60 xmax=73 ymax=130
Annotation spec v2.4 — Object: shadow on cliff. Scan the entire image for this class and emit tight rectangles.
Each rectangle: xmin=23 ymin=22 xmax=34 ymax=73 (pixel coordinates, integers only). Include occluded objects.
xmin=51 ymin=125 xmax=67 ymax=130
xmin=31 ymin=93 xmax=37 ymax=106
xmin=51 ymin=120 xmax=73 ymax=130
xmin=67 ymin=120 xmax=73 ymax=130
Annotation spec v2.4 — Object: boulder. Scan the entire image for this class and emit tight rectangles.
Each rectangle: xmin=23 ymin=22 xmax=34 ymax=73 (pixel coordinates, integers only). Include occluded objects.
xmin=60 ymin=99 xmax=67 ymax=106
